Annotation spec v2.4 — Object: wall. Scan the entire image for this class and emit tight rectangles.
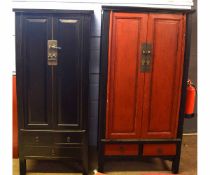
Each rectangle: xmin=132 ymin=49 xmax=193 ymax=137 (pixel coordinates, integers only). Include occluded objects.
xmin=183 ymin=0 xmax=197 ymax=133
xmin=12 ymin=0 xmax=195 ymax=145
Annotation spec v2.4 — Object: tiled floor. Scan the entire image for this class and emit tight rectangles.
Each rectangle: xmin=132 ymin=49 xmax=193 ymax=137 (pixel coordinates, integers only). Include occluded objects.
xmin=13 ymin=135 xmax=197 ymax=175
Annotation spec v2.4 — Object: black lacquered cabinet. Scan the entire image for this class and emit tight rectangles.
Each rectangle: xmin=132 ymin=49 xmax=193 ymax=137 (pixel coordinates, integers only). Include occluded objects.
xmin=13 ymin=9 xmax=93 ymax=175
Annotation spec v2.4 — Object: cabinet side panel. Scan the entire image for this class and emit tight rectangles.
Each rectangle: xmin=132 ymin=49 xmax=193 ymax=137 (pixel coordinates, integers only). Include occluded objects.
xmin=106 ymin=13 xmax=147 ymax=139
xmin=142 ymin=14 xmax=186 ymax=138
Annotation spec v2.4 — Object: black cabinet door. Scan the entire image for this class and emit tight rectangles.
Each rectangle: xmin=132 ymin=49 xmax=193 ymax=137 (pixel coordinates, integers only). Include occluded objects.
xmin=19 ymin=15 xmax=52 ymax=129
xmin=53 ymin=15 xmax=85 ymax=130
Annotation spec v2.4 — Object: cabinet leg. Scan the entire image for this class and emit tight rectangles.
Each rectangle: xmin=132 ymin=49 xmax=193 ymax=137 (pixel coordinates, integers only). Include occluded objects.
xmin=98 ymin=157 xmax=104 ymax=173
xmin=172 ymin=157 xmax=180 ymax=174
xmin=82 ymin=145 xmax=88 ymax=175
xmin=98 ymin=144 xmax=104 ymax=172
xmin=172 ymin=143 xmax=182 ymax=174
xmin=82 ymin=159 xmax=88 ymax=175
xmin=19 ymin=159 xmax=26 ymax=175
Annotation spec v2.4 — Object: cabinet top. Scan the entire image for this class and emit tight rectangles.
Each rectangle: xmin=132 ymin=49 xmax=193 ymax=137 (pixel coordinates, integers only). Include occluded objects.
xmin=102 ymin=6 xmax=195 ymax=14
xmin=13 ymin=8 xmax=94 ymax=14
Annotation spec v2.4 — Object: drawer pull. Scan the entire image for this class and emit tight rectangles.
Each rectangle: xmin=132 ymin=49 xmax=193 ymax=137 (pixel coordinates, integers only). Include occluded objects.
xmin=35 ymin=136 xmax=39 ymax=143
xmin=51 ymin=149 xmax=55 ymax=156
xmin=119 ymin=146 xmax=124 ymax=152
xmin=157 ymin=148 xmax=163 ymax=154
xmin=143 ymin=144 xmax=176 ymax=156
xmin=67 ymin=136 xmax=71 ymax=143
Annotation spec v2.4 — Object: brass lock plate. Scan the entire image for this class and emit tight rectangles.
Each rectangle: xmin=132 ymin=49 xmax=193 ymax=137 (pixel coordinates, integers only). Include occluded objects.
xmin=140 ymin=43 xmax=147 ymax=72
xmin=48 ymin=40 xmax=58 ymax=66
xmin=140 ymin=43 xmax=152 ymax=72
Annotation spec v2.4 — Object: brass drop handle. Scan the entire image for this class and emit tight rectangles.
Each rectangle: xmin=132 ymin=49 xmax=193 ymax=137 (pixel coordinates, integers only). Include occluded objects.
xmin=146 ymin=49 xmax=151 ymax=65
xmin=50 ymin=45 xmax=62 ymax=50
xmin=146 ymin=59 xmax=150 ymax=65
xmin=141 ymin=59 xmax=146 ymax=65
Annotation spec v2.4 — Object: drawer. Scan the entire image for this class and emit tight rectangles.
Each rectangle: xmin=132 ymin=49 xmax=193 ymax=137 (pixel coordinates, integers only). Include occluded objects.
xmin=105 ymin=144 xmax=138 ymax=156
xmin=52 ymin=147 xmax=82 ymax=158
xmin=23 ymin=146 xmax=82 ymax=158
xmin=21 ymin=131 xmax=52 ymax=146
xmin=53 ymin=132 xmax=84 ymax=145
xmin=23 ymin=146 xmax=51 ymax=157
xmin=143 ymin=144 xmax=176 ymax=156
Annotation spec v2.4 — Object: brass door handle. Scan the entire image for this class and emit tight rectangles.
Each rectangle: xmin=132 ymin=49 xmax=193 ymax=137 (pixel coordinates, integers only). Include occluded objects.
xmin=50 ymin=45 xmax=62 ymax=50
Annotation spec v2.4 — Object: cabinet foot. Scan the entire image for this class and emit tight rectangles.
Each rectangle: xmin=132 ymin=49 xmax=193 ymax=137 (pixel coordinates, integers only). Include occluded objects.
xmin=98 ymin=157 xmax=104 ymax=173
xmin=19 ymin=159 xmax=26 ymax=175
xmin=82 ymin=147 xmax=89 ymax=175
xmin=98 ymin=144 xmax=104 ymax=173
xmin=172 ymin=157 xmax=180 ymax=174
xmin=82 ymin=162 xmax=88 ymax=175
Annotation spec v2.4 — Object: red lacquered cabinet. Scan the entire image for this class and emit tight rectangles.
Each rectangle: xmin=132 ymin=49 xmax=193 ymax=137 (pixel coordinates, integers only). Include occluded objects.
xmin=13 ymin=75 xmax=18 ymax=158
xmin=98 ymin=6 xmax=193 ymax=174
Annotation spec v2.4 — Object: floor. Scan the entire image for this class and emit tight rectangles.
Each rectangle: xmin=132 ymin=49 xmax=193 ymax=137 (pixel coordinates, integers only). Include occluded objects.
xmin=13 ymin=135 xmax=197 ymax=175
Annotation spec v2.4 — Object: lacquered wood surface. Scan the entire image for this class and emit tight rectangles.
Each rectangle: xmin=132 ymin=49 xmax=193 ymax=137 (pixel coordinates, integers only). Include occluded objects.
xmin=15 ymin=10 xmax=92 ymax=175
xmin=22 ymin=15 xmax=52 ymax=129
xmin=143 ymin=144 xmax=177 ymax=156
xmin=142 ymin=14 xmax=186 ymax=138
xmin=105 ymin=144 xmax=138 ymax=156
xmin=98 ymin=7 xmax=192 ymax=173
xmin=53 ymin=15 xmax=83 ymax=129
xmin=106 ymin=12 xmax=147 ymax=139
xmin=106 ymin=12 xmax=186 ymax=140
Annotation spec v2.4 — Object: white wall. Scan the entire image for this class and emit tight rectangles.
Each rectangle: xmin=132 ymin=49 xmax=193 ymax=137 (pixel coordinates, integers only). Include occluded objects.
xmin=11 ymin=0 xmax=193 ymax=145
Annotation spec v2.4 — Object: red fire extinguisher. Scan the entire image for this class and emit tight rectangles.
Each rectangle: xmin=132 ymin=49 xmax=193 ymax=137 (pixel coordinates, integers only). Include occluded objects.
xmin=184 ymin=79 xmax=196 ymax=118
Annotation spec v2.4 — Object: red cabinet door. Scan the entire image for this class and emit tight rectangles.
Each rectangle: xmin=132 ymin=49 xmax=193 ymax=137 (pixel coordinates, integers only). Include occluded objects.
xmin=106 ymin=12 xmax=148 ymax=139
xmin=142 ymin=14 xmax=186 ymax=138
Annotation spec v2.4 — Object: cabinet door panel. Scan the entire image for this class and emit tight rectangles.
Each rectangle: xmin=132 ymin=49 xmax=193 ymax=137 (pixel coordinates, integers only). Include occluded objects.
xmin=106 ymin=13 xmax=147 ymax=139
xmin=21 ymin=15 xmax=52 ymax=129
xmin=53 ymin=15 xmax=83 ymax=129
xmin=142 ymin=14 xmax=186 ymax=138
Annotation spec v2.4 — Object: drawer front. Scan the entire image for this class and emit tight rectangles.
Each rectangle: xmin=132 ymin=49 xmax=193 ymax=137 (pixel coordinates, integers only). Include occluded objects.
xmin=105 ymin=144 xmax=138 ymax=156
xmin=52 ymin=147 xmax=82 ymax=158
xmin=22 ymin=146 xmax=82 ymax=158
xmin=143 ymin=144 xmax=177 ymax=156
xmin=21 ymin=131 xmax=52 ymax=146
xmin=23 ymin=146 xmax=51 ymax=157
xmin=53 ymin=132 xmax=84 ymax=145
